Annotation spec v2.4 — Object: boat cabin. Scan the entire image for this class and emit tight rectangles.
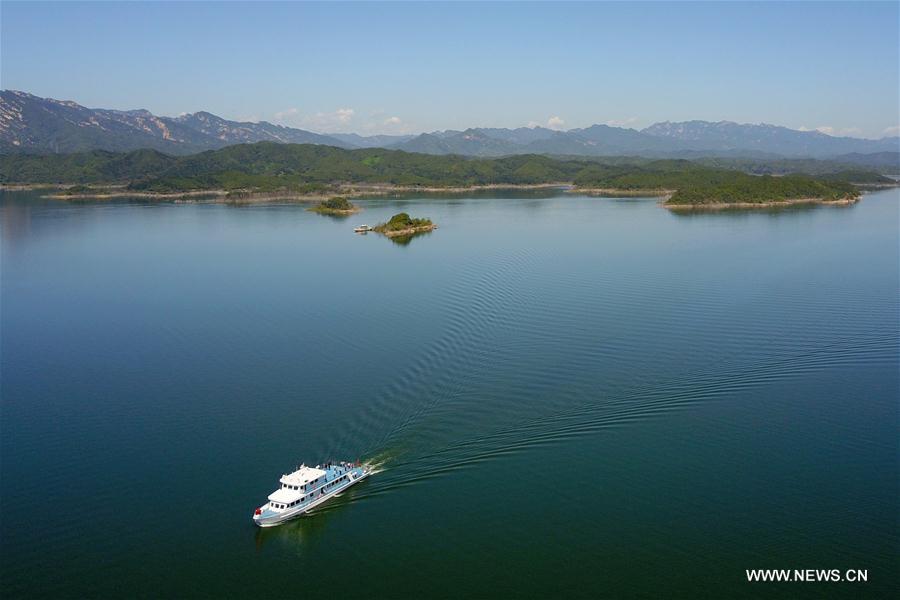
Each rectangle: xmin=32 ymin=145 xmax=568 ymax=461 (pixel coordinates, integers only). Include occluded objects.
xmin=264 ymin=462 xmax=362 ymax=511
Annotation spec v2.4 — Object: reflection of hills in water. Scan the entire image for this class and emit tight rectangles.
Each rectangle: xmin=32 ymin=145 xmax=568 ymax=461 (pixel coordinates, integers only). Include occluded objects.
xmin=312 ymin=211 xmax=353 ymax=220
xmin=668 ymin=202 xmax=858 ymax=217
xmin=356 ymin=186 xmax=570 ymax=202
xmin=384 ymin=229 xmax=434 ymax=246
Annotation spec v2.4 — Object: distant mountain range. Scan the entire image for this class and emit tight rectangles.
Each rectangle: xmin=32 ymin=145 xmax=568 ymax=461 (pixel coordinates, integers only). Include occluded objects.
xmin=0 ymin=90 xmax=354 ymax=155
xmin=2 ymin=90 xmax=898 ymax=162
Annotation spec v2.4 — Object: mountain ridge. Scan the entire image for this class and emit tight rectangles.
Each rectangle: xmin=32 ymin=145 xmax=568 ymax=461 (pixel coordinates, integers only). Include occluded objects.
xmin=0 ymin=90 xmax=354 ymax=155
xmin=2 ymin=91 xmax=897 ymax=161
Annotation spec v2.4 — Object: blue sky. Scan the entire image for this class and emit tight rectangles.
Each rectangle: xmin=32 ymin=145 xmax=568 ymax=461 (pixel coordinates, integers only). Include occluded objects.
xmin=2 ymin=1 xmax=898 ymax=137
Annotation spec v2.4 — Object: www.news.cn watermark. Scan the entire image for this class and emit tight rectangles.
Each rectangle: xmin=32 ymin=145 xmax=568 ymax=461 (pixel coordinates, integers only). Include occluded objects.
xmin=746 ymin=569 xmax=868 ymax=583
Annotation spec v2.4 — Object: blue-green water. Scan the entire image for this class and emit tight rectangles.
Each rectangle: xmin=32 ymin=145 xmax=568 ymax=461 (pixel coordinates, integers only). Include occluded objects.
xmin=1 ymin=190 xmax=898 ymax=598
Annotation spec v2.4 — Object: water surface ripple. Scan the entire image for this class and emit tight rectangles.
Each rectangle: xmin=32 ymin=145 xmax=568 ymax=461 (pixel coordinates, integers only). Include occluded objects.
xmin=1 ymin=191 xmax=897 ymax=598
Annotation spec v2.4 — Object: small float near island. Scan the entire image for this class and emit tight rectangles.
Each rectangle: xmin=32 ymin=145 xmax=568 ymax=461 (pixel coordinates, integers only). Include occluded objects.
xmin=354 ymin=224 xmax=372 ymax=233
xmin=252 ymin=460 xmax=370 ymax=527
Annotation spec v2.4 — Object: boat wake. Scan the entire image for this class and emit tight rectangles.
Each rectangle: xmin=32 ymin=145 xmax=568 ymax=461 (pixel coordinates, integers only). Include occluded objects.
xmin=354 ymin=324 xmax=895 ymax=497
xmin=329 ymin=235 xmax=898 ymax=502
xmin=362 ymin=456 xmax=388 ymax=476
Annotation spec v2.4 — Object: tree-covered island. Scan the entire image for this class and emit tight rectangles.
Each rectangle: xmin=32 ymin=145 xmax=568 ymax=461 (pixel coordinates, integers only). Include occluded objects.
xmin=310 ymin=196 xmax=359 ymax=215
xmin=372 ymin=213 xmax=436 ymax=238
xmin=1 ymin=142 xmax=893 ymax=208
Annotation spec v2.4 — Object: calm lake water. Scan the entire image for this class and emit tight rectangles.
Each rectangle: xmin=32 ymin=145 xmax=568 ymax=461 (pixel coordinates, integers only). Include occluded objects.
xmin=1 ymin=189 xmax=898 ymax=598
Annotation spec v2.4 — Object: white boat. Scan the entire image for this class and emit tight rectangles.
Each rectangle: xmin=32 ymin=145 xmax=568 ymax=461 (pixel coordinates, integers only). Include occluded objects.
xmin=252 ymin=461 xmax=369 ymax=527
xmin=353 ymin=225 xmax=371 ymax=233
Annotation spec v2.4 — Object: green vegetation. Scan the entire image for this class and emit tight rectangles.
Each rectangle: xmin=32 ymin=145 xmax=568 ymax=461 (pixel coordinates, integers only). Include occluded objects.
xmin=817 ymin=170 xmax=895 ymax=185
xmin=0 ymin=148 xmax=178 ymax=184
xmin=667 ymin=175 xmax=857 ymax=206
xmin=59 ymin=184 xmax=94 ymax=196
xmin=694 ymin=156 xmax=900 ymax=177
xmin=573 ymin=160 xmax=861 ymax=205
xmin=373 ymin=213 xmax=435 ymax=236
xmin=0 ymin=142 xmax=889 ymax=206
xmin=310 ymin=196 xmax=357 ymax=214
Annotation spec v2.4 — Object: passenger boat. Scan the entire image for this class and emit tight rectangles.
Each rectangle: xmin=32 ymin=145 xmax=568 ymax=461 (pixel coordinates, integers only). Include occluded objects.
xmin=252 ymin=461 xmax=369 ymax=527
xmin=353 ymin=225 xmax=371 ymax=233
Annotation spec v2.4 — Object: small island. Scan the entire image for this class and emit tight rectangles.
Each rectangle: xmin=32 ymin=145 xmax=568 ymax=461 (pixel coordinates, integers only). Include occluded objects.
xmin=663 ymin=175 xmax=860 ymax=209
xmin=309 ymin=196 xmax=360 ymax=215
xmin=373 ymin=212 xmax=437 ymax=238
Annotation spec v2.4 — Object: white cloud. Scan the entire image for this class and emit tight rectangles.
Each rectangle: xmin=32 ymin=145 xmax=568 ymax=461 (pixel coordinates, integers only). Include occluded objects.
xmin=358 ymin=114 xmax=413 ymax=134
xmin=274 ymin=107 xmax=299 ymax=121
xmin=272 ymin=107 xmax=356 ymax=132
xmin=334 ymin=108 xmax=355 ymax=124
xmin=882 ymin=125 xmax=900 ymax=137
xmin=547 ymin=116 xmax=565 ymax=130
xmin=605 ymin=117 xmax=638 ymax=128
xmin=375 ymin=116 xmax=409 ymax=133
xmin=526 ymin=120 xmax=541 ymax=128
xmin=798 ymin=125 xmax=863 ymax=137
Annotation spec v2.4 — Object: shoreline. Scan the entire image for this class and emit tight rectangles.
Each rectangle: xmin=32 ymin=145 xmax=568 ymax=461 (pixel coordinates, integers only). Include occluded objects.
xmin=1 ymin=182 xmax=885 ymax=209
xmin=376 ymin=224 xmax=438 ymax=238
xmin=39 ymin=188 xmax=334 ymax=202
xmin=572 ymin=187 xmax=674 ymax=198
xmin=664 ymin=196 xmax=860 ymax=210
xmin=348 ymin=182 xmax=572 ymax=194
xmin=309 ymin=206 xmax=361 ymax=215
xmin=5 ymin=181 xmax=576 ymax=201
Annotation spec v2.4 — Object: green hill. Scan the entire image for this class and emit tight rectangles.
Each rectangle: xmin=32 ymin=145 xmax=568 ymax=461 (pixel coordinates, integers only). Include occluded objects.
xmin=1 ymin=142 xmax=889 ymax=205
